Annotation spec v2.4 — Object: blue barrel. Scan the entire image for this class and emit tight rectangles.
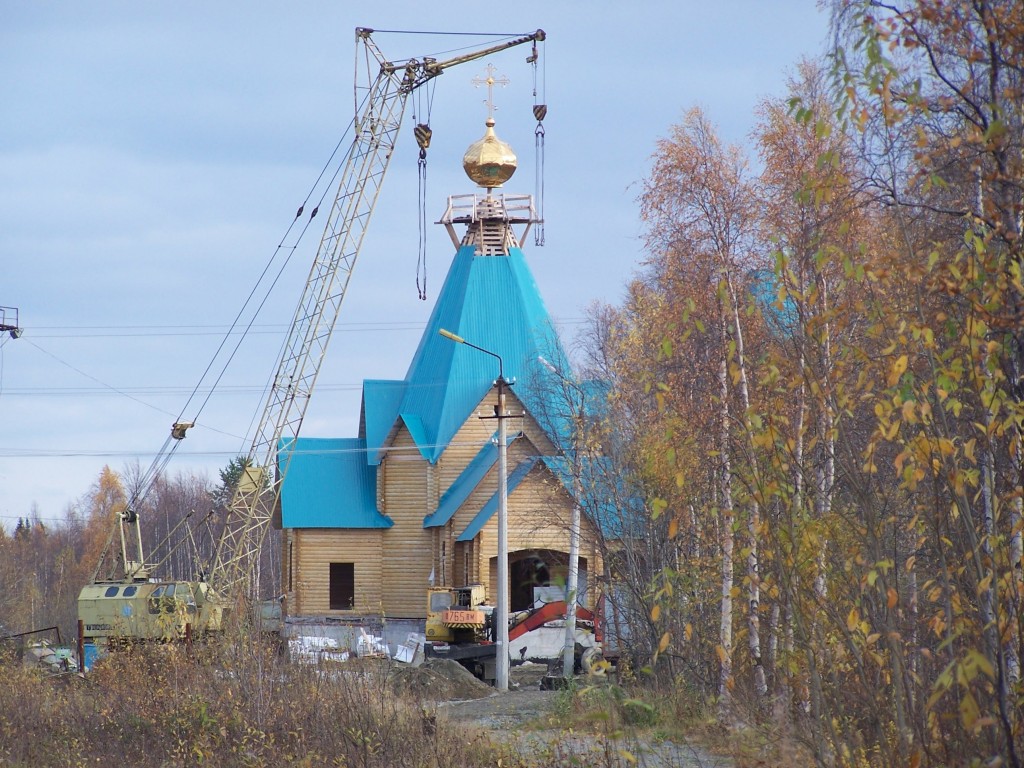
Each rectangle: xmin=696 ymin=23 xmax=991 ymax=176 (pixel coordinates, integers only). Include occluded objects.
xmin=83 ymin=642 xmax=100 ymax=671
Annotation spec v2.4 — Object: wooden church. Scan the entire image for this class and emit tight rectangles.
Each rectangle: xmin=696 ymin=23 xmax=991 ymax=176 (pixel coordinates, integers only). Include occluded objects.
xmin=277 ymin=105 xmax=602 ymax=631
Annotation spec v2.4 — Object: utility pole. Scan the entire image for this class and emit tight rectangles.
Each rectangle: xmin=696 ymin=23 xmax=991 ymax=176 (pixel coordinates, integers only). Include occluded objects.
xmin=563 ymin=412 xmax=582 ymax=680
xmin=495 ymin=375 xmax=511 ymax=692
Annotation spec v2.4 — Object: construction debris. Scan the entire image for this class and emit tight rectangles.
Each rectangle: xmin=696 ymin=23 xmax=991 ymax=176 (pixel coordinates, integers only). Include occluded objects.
xmin=23 ymin=641 xmax=78 ymax=675
xmin=394 ymin=632 xmax=425 ymax=665
xmin=288 ymin=635 xmax=350 ymax=665
xmin=356 ymin=628 xmax=389 ymax=658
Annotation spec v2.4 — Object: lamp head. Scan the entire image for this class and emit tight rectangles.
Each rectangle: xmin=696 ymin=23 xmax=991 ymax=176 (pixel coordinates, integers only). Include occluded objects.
xmin=439 ymin=328 xmax=465 ymax=344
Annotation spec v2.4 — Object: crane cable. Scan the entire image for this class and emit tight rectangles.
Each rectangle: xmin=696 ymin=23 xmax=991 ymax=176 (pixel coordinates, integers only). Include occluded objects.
xmin=531 ymin=37 xmax=547 ymax=247
xmin=179 ymin=125 xmax=353 ymax=430
xmin=123 ymin=110 xmax=362 ymax=517
xmin=239 ymin=82 xmax=381 ymax=452
xmin=413 ymin=80 xmax=436 ymax=300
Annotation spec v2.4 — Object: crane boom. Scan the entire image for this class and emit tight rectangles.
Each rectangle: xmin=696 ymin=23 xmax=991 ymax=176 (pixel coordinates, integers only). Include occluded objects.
xmin=207 ymin=28 xmax=546 ymax=601
xmin=76 ymin=29 xmax=545 ymax=657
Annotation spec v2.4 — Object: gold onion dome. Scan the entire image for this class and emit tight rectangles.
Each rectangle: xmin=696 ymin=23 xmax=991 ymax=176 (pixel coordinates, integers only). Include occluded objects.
xmin=463 ymin=117 xmax=517 ymax=188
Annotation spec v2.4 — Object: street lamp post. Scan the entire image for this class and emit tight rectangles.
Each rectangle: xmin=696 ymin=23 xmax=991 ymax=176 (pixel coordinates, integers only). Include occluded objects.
xmin=439 ymin=329 xmax=511 ymax=692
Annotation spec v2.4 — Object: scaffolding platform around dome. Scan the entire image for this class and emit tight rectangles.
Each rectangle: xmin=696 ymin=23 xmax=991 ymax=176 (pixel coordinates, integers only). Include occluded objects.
xmin=440 ymin=193 xmax=539 ymax=224
xmin=438 ymin=193 xmax=540 ymax=255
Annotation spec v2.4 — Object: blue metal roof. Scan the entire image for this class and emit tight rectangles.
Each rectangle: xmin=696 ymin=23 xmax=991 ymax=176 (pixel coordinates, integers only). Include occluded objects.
xmin=749 ymin=268 xmax=798 ymax=338
xmin=399 ymin=413 xmax=431 ymax=459
xmin=423 ymin=431 xmax=518 ymax=528
xmin=279 ymin=437 xmax=392 ymax=528
xmin=539 ymin=455 xmax=631 ymax=539
xmin=283 ymin=232 xmax=597 ymax=533
xmin=456 ymin=457 xmax=540 ymax=542
xmin=423 ymin=440 xmax=498 ymax=528
xmin=364 ymin=243 xmax=569 ymax=464
xmin=361 ymin=380 xmax=407 ymax=465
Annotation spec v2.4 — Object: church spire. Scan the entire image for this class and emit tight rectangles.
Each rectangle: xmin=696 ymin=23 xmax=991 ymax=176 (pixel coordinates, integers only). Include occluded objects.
xmin=462 ymin=64 xmax=518 ymax=190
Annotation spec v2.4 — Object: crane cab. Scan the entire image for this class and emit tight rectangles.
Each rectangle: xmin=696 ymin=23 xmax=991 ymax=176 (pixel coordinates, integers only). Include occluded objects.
xmin=78 ymin=580 xmax=223 ymax=659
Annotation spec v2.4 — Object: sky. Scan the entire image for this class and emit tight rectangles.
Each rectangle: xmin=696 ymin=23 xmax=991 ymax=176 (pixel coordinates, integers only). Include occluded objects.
xmin=0 ymin=2 xmax=831 ymax=527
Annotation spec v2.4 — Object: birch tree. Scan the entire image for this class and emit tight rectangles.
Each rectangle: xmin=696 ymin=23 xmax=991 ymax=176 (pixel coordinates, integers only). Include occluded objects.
xmin=639 ymin=108 xmax=769 ymax=707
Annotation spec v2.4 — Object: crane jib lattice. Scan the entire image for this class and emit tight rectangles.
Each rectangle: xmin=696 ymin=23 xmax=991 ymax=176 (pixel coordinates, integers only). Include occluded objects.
xmin=208 ymin=29 xmax=546 ymax=602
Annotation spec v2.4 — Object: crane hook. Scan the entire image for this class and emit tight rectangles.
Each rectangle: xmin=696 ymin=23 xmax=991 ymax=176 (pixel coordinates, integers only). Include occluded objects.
xmin=414 ymin=123 xmax=433 ymax=159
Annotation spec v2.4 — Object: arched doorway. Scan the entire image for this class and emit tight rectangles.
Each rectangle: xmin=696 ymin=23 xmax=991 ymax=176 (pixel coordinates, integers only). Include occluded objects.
xmin=506 ymin=549 xmax=588 ymax=611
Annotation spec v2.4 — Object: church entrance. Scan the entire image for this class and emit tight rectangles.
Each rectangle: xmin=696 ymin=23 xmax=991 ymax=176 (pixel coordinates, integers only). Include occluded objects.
xmin=508 ymin=549 xmax=588 ymax=611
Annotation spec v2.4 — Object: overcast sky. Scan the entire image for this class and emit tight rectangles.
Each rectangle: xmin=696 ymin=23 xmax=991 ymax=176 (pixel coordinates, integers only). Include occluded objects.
xmin=0 ymin=2 xmax=830 ymax=526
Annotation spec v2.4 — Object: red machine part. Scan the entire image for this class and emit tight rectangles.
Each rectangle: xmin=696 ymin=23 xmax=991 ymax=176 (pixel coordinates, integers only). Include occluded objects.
xmin=508 ymin=601 xmax=600 ymax=642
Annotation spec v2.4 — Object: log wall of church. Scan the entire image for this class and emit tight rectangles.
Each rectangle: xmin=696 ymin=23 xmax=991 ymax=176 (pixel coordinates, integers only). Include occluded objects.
xmin=289 ymin=529 xmax=383 ymax=615
xmin=379 ymin=428 xmax=434 ymax=617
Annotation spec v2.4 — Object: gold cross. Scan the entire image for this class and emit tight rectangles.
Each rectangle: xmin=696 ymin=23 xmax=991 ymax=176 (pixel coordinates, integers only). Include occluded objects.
xmin=471 ymin=63 xmax=510 ymax=120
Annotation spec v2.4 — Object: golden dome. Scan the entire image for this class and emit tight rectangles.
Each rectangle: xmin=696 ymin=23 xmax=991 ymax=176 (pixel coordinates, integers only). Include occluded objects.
xmin=463 ymin=117 xmax=517 ymax=188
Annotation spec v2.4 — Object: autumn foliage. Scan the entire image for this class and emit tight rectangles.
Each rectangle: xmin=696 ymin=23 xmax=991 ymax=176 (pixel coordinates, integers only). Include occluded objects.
xmin=580 ymin=1 xmax=1023 ymax=765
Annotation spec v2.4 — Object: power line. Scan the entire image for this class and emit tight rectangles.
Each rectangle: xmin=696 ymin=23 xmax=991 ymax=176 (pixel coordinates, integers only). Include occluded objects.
xmin=19 ymin=317 xmax=586 ymax=339
xmin=0 ymin=374 xmax=477 ymax=400
xmin=21 ymin=321 xmax=433 ymax=339
xmin=0 ymin=514 xmax=76 ymax=524
xmin=24 ymin=339 xmax=180 ymax=420
xmin=0 ymin=437 xmax=501 ymax=460
xmin=0 ymin=383 xmax=366 ymax=397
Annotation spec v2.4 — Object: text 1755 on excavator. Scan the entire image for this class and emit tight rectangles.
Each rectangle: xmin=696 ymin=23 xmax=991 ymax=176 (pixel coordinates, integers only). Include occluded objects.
xmin=75 ymin=27 xmax=546 ymax=667
xmin=423 ymin=585 xmax=603 ymax=684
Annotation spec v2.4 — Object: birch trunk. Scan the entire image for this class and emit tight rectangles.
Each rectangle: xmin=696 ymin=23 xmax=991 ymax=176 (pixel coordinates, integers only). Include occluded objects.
xmin=724 ymin=274 xmax=767 ymax=700
xmin=718 ymin=308 xmax=735 ymax=711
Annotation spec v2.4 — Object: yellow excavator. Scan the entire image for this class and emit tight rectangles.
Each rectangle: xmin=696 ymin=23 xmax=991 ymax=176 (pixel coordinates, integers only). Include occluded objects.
xmin=424 ymin=584 xmax=603 ymax=683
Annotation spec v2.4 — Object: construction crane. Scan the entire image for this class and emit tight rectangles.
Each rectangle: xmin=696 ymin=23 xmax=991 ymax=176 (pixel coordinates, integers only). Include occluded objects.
xmin=77 ymin=27 xmax=546 ymax=662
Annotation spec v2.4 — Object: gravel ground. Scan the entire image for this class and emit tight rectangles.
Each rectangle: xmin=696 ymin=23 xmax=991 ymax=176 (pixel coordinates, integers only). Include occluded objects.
xmin=437 ymin=666 xmax=733 ymax=768
xmin=439 ymin=686 xmax=556 ymax=729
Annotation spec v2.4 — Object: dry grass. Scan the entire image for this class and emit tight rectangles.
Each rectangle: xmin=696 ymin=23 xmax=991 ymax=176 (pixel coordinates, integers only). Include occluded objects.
xmin=0 ymin=640 xmax=512 ymax=767
xmin=543 ymin=674 xmax=815 ymax=768
xmin=3 ymin=640 xmax=814 ymax=767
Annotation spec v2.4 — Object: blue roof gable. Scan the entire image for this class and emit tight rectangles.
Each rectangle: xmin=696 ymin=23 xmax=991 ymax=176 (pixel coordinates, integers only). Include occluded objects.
xmin=399 ymin=413 xmax=431 ymax=459
xmin=363 ymin=243 xmax=570 ymax=464
xmin=280 ymin=437 xmax=392 ymax=529
xmin=362 ymin=380 xmax=406 ymax=465
xmin=423 ymin=431 xmax=517 ymax=528
xmin=423 ymin=440 xmax=498 ymax=528
xmin=456 ymin=457 xmax=540 ymax=542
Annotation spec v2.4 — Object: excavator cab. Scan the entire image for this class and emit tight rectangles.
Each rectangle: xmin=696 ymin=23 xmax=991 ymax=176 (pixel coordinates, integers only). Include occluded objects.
xmin=425 ymin=585 xmax=490 ymax=643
